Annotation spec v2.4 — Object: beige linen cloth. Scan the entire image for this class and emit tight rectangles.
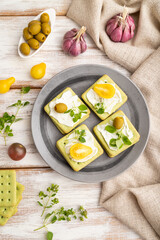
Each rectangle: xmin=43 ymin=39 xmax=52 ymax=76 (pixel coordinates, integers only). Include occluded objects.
xmin=67 ymin=0 xmax=160 ymax=239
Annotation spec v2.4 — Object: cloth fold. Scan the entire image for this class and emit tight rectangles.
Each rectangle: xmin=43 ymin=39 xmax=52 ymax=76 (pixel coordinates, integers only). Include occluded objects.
xmin=67 ymin=1 xmax=160 ymax=239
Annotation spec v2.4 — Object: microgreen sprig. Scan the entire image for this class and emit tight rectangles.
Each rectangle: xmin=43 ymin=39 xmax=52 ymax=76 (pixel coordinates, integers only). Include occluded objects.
xmin=94 ymin=102 xmax=105 ymax=114
xmin=0 ymin=87 xmax=30 ymax=145
xmin=75 ymin=129 xmax=86 ymax=143
xmin=64 ymin=129 xmax=87 ymax=145
xmin=64 ymin=104 xmax=88 ymax=122
xmin=34 ymin=184 xmax=88 ymax=240
xmin=107 ymin=126 xmax=132 ymax=149
xmin=37 ymin=184 xmax=59 ymax=217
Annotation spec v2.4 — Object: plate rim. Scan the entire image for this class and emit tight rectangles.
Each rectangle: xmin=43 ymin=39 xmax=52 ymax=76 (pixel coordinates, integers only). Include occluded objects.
xmin=31 ymin=64 xmax=150 ymax=183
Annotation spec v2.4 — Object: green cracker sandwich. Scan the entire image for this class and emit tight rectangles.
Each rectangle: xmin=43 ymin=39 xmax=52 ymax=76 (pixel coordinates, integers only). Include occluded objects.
xmin=0 ymin=170 xmax=16 ymax=207
xmin=93 ymin=110 xmax=140 ymax=157
xmin=0 ymin=182 xmax=24 ymax=218
xmin=44 ymin=87 xmax=90 ymax=134
xmin=56 ymin=124 xmax=103 ymax=171
xmin=82 ymin=74 xmax=127 ymax=120
xmin=0 ymin=207 xmax=17 ymax=226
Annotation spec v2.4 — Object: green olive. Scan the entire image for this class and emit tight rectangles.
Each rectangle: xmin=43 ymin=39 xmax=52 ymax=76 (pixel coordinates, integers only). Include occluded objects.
xmin=41 ymin=23 xmax=51 ymax=35
xmin=28 ymin=23 xmax=41 ymax=35
xmin=113 ymin=117 xmax=124 ymax=129
xmin=23 ymin=27 xmax=33 ymax=41
xmin=40 ymin=13 xmax=50 ymax=23
xmin=28 ymin=38 xmax=39 ymax=50
xmin=28 ymin=20 xmax=41 ymax=27
xmin=35 ymin=32 xmax=46 ymax=42
xmin=55 ymin=103 xmax=67 ymax=113
xmin=20 ymin=43 xmax=30 ymax=55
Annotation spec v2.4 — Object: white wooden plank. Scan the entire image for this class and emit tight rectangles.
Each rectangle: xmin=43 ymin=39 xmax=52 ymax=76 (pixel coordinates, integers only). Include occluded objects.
xmin=0 ymin=0 xmax=71 ymax=16
xmin=0 ymin=89 xmax=47 ymax=168
xmin=0 ymin=169 xmax=141 ymax=240
xmin=0 ymin=16 xmax=130 ymax=88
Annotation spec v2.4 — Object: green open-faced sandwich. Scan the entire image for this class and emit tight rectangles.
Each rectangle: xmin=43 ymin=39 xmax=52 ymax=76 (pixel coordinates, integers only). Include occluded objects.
xmin=93 ymin=110 xmax=140 ymax=157
xmin=82 ymin=74 xmax=127 ymax=120
xmin=44 ymin=87 xmax=90 ymax=134
xmin=56 ymin=124 xmax=103 ymax=171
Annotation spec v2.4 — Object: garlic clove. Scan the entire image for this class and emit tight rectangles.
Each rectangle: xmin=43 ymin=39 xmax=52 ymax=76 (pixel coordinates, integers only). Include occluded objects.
xmin=121 ymin=25 xmax=131 ymax=42
xmin=106 ymin=20 xmax=118 ymax=35
xmin=80 ymin=37 xmax=87 ymax=53
xmin=69 ymin=40 xmax=81 ymax=57
xmin=110 ymin=25 xmax=123 ymax=42
xmin=64 ymin=29 xmax=77 ymax=39
xmin=127 ymin=16 xmax=135 ymax=26
xmin=63 ymin=38 xmax=74 ymax=52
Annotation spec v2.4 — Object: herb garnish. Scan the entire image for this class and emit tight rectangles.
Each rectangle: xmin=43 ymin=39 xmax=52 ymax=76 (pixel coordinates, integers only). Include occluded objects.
xmin=105 ymin=125 xmax=116 ymax=133
xmin=94 ymin=102 xmax=105 ymax=114
xmin=37 ymin=184 xmax=59 ymax=217
xmin=64 ymin=129 xmax=86 ymax=145
xmin=0 ymin=87 xmax=30 ymax=145
xmin=109 ymin=131 xmax=132 ymax=149
xmin=75 ymin=129 xmax=86 ymax=143
xmin=34 ymin=184 xmax=88 ymax=240
xmin=122 ymin=135 xmax=132 ymax=145
xmin=64 ymin=104 xmax=88 ymax=122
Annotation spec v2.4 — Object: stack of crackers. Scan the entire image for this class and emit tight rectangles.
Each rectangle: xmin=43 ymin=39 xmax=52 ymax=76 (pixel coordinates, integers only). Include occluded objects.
xmin=0 ymin=170 xmax=24 ymax=226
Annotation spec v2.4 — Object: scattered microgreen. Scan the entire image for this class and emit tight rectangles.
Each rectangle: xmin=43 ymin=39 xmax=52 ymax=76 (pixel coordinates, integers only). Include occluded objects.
xmin=37 ymin=184 xmax=59 ymax=217
xmin=109 ymin=138 xmax=117 ymax=147
xmin=78 ymin=105 xmax=87 ymax=111
xmin=75 ymin=129 xmax=86 ymax=143
xmin=122 ymin=135 xmax=132 ymax=145
xmin=116 ymin=138 xmax=123 ymax=149
xmin=64 ymin=104 xmax=88 ymax=123
xmin=94 ymin=102 xmax=105 ymax=114
xmin=47 ymin=232 xmax=53 ymax=240
xmin=0 ymin=87 xmax=30 ymax=145
xmin=105 ymin=125 xmax=116 ymax=133
xmin=34 ymin=184 xmax=88 ymax=240
xmin=21 ymin=86 xmax=30 ymax=94
xmin=108 ymin=124 xmax=132 ymax=149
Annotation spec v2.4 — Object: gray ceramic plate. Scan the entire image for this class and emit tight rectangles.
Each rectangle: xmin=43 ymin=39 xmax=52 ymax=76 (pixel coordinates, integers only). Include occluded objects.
xmin=31 ymin=64 xmax=150 ymax=183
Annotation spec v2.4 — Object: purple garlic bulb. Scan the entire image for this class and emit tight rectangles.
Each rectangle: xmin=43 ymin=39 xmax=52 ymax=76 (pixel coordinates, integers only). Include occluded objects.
xmin=106 ymin=7 xmax=135 ymax=43
xmin=62 ymin=26 xmax=87 ymax=57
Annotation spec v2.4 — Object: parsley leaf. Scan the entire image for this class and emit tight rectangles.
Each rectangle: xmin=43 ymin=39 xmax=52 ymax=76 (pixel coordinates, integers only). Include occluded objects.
xmin=47 ymin=231 xmax=53 ymax=240
xmin=109 ymin=138 xmax=117 ymax=147
xmin=79 ymin=136 xmax=86 ymax=143
xmin=21 ymin=86 xmax=30 ymax=94
xmin=94 ymin=103 xmax=105 ymax=114
xmin=97 ymin=108 xmax=104 ymax=114
xmin=105 ymin=125 xmax=116 ymax=133
xmin=122 ymin=135 xmax=132 ymax=145
xmin=76 ymin=129 xmax=86 ymax=143
xmin=64 ymin=104 xmax=88 ymax=123
xmin=78 ymin=105 xmax=87 ymax=111
xmin=116 ymin=138 xmax=123 ymax=149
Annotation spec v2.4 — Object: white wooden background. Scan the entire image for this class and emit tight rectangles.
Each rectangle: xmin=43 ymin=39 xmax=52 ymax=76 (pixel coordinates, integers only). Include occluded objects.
xmin=0 ymin=1 xmax=141 ymax=239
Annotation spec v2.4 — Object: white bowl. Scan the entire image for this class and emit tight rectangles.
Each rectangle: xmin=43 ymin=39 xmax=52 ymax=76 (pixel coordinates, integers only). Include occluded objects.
xmin=18 ymin=8 xmax=56 ymax=58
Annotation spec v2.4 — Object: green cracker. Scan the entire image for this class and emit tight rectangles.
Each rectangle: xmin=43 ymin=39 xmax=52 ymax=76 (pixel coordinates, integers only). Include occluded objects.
xmin=0 ymin=182 xmax=24 ymax=218
xmin=0 ymin=207 xmax=17 ymax=226
xmin=44 ymin=87 xmax=90 ymax=134
xmin=0 ymin=170 xmax=16 ymax=207
xmin=82 ymin=74 xmax=127 ymax=120
xmin=93 ymin=110 xmax=140 ymax=158
xmin=56 ymin=124 xmax=103 ymax=171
